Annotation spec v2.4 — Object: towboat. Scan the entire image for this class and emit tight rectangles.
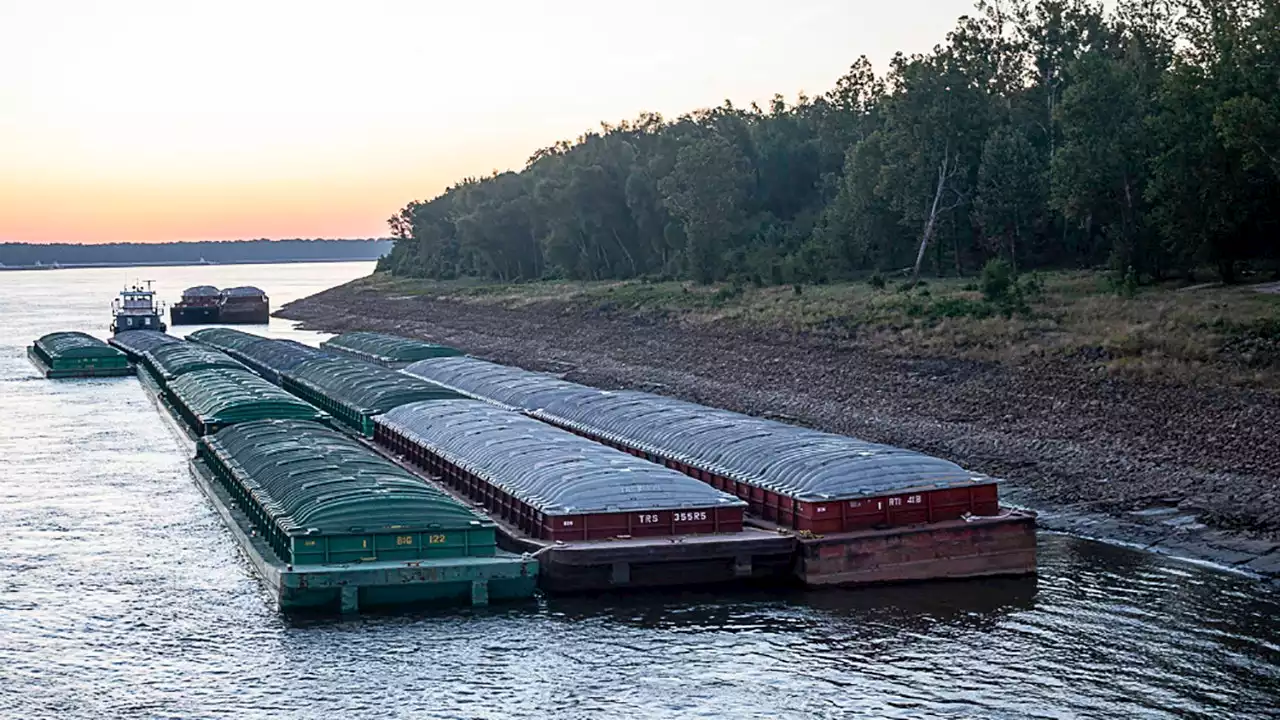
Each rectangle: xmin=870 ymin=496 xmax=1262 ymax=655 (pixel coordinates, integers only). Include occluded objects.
xmin=111 ymin=281 xmax=166 ymax=334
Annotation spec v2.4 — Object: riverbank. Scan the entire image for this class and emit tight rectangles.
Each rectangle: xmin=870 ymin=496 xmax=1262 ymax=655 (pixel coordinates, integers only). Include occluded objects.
xmin=278 ymin=272 xmax=1280 ymax=578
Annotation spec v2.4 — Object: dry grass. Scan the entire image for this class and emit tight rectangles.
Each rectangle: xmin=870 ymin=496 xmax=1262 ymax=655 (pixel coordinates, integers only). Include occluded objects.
xmin=353 ymin=271 xmax=1280 ymax=386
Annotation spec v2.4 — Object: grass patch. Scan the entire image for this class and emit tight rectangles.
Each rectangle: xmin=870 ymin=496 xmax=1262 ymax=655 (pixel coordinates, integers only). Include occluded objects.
xmin=355 ymin=270 xmax=1280 ymax=386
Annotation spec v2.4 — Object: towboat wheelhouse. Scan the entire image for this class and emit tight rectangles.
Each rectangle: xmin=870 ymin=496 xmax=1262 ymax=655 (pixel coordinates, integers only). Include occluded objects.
xmin=111 ymin=281 xmax=167 ymax=334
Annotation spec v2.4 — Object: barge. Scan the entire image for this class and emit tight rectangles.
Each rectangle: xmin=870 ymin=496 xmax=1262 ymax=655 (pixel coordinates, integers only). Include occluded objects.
xmin=187 ymin=328 xmax=329 ymax=384
xmin=374 ymin=399 xmax=795 ymax=592
xmin=170 ymin=286 xmax=221 ymax=325
xmin=108 ymin=329 xmax=181 ymax=360
xmin=124 ymin=339 xmax=536 ymax=613
xmin=216 ymin=286 xmax=270 ymax=324
xmin=281 ymin=356 xmax=461 ymax=436
xmin=321 ymin=331 xmax=462 ymax=368
xmin=194 ymin=419 xmax=537 ymax=612
xmin=27 ymin=331 xmax=133 ymax=378
xmin=401 ymin=356 xmax=1038 ymax=587
xmin=165 ymin=367 xmax=329 ymax=436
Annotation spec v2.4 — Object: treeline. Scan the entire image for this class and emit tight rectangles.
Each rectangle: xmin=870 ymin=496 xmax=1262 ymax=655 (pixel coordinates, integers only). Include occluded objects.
xmin=380 ymin=0 xmax=1279 ymax=286
xmin=0 ymin=239 xmax=393 ymax=268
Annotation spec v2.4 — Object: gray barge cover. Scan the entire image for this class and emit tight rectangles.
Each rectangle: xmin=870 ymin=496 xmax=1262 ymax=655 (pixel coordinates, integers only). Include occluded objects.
xmin=377 ymin=399 xmax=746 ymax=516
xmin=402 ymin=357 xmax=990 ymax=502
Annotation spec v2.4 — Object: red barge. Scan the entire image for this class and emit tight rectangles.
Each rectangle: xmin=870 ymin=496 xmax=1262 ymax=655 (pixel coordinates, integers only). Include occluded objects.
xmin=373 ymin=399 xmax=797 ymax=592
xmin=400 ymin=357 xmax=1037 ymax=587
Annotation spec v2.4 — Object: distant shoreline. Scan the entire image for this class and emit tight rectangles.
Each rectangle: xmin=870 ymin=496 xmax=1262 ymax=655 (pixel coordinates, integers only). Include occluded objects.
xmin=0 ymin=257 xmax=381 ymax=272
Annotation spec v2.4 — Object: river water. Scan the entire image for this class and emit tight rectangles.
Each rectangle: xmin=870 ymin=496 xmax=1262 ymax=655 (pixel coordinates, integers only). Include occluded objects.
xmin=1 ymin=262 xmax=1277 ymax=719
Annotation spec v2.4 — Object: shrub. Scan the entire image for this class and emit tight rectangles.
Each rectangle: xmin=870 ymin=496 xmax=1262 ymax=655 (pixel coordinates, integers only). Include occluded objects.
xmin=793 ymin=284 xmax=803 ymax=295
xmin=868 ymin=272 xmax=886 ymax=290
xmin=981 ymin=259 xmax=1015 ymax=303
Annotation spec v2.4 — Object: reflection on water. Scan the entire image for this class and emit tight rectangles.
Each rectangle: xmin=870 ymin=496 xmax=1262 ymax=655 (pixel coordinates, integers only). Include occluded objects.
xmin=1 ymin=263 xmax=1278 ymax=719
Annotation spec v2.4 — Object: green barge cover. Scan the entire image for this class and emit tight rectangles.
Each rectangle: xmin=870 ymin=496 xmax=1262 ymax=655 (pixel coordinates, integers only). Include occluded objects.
xmin=281 ymin=356 xmax=461 ymax=435
xmin=185 ymin=327 xmax=265 ymax=353
xmin=320 ymin=331 xmax=462 ymax=367
xmin=27 ymin=331 xmax=131 ymax=378
xmin=198 ymin=419 xmax=498 ymax=565
xmin=166 ymin=367 xmax=328 ymax=436
xmin=144 ymin=342 xmax=245 ymax=383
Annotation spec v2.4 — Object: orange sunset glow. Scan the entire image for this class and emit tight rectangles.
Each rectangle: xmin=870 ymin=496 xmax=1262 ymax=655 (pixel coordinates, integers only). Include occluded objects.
xmin=1 ymin=0 xmax=971 ymax=244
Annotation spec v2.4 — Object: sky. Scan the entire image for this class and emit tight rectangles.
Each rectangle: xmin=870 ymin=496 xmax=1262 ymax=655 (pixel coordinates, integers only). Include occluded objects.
xmin=1 ymin=0 xmax=976 ymax=244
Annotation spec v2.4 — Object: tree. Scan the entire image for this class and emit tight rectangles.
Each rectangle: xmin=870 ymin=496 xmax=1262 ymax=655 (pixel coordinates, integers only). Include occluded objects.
xmin=974 ymin=125 xmax=1047 ymax=269
xmin=658 ymin=132 xmax=752 ymax=283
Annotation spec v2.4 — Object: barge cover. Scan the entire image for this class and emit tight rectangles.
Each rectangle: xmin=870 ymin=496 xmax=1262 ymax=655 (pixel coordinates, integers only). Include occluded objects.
xmin=143 ymin=342 xmax=246 ymax=382
xmin=166 ymin=367 xmax=329 ymax=435
xmin=196 ymin=419 xmax=537 ymax=611
xmin=376 ymin=399 xmax=746 ymax=541
xmin=321 ymin=331 xmax=462 ymax=367
xmin=108 ymin=329 xmax=182 ymax=360
xmin=28 ymin=331 xmax=132 ymax=378
xmin=283 ymin=356 xmax=461 ymax=435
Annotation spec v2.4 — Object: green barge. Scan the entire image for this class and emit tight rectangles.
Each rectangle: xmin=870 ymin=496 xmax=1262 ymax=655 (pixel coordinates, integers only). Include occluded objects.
xmin=320 ymin=331 xmax=462 ymax=368
xmin=127 ymin=343 xmax=538 ymax=613
xmin=27 ymin=332 xmax=133 ymax=378
xmin=193 ymin=420 xmax=538 ymax=612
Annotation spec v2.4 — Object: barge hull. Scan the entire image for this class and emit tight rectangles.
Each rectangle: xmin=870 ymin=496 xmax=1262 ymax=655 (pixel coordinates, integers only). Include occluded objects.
xmin=170 ymin=306 xmax=220 ymax=325
xmin=793 ymin=511 xmax=1037 ymax=586
xmin=524 ymin=532 xmax=795 ymax=594
xmin=190 ymin=458 xmax=537 ymax=613
xmin=216 ymin=306 xmax=270 ymax=324
xmin=26 ymin=347 xmax=134 ymax=378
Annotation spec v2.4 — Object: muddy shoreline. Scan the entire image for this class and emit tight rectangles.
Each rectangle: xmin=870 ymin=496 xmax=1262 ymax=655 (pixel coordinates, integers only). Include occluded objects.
xmin=278 ymin=281 xmax=1280 ymax=579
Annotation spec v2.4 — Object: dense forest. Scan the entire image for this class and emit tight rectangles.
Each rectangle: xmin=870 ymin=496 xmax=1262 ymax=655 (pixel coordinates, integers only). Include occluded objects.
xmin=379 ymin=0 xmax=1278 ymax=287
xmin=0 ymin=239 xmax=392 ymax=268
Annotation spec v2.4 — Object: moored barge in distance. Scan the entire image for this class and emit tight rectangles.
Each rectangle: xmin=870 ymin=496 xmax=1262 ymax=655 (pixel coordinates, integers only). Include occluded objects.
xmin=373 ymin=399 xmax=795 ymax=592
xmin=27 ymin=331 xmax=133 ymax=378
xmin=216 ymin=286 xmax=270 ymax=324
xmin=321 ymin=331 xmax=463 ymax=368
xmin=170 ymin=285 xmax=221 ymax=325
xmin=401 ymin=356 xmax=1037 ymax=587
xmin=194 ymin=419 xmax=538 ymax=612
